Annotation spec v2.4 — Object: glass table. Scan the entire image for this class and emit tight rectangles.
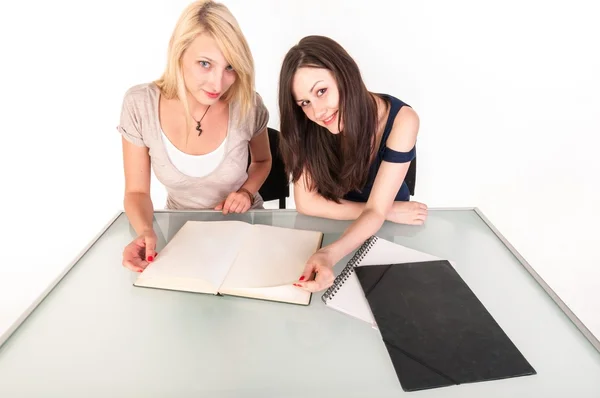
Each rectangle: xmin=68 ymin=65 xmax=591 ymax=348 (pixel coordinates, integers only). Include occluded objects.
xmin=0 ymin=208 xmax=598 ymax=397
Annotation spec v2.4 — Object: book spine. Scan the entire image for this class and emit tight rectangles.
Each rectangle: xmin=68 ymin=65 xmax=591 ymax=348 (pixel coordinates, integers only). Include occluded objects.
xmin=321 ymin=236 xmax=378 ymax=303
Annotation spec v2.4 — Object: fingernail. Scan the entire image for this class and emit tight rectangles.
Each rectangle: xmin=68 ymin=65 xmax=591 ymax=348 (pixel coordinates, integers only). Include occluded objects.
xmin=148 ymin=256 xmax=154 ymax=262
xmin=137 ymin=270 xmax=143 ymax=273
xmin=299 ymin=276 xmax=305 ymax=281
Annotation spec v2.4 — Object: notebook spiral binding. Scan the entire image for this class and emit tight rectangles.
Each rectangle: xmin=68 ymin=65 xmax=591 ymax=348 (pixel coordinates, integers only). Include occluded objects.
xmin=321 ymin=235 xmax=379 ymax=303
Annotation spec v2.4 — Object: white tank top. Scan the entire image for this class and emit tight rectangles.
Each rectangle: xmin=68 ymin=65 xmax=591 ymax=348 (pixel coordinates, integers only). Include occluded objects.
xmin=161 ymin=130 xmax=227 ymax=178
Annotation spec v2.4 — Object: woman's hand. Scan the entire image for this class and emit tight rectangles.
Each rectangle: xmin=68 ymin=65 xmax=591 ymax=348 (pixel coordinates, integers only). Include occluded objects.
xmin=387 ymin=201 xmax=428 ymax=225
xmin=294 ymin=249 xmax=336 ymax=292
xmin=122 ymin=229 xmax=157 ymax=273
xmin=214 ymin=190 xmax=253 ymax=215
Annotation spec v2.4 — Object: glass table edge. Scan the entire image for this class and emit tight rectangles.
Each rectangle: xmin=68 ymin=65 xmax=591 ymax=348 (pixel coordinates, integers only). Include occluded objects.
xmin=473 ymin=207 xmax=600 ymax=354
xmin=0 ymin=211 xmax=123 ymax=349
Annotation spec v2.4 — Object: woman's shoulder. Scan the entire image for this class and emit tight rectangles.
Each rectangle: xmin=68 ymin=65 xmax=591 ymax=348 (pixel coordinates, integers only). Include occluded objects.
xmin=118 ymin=82 xmax=161 ymax=129
xmin=375 ymin=93 xmax=417 ymax=124
xmin=230 ymin=91 xmax=270 ymax=137
xmin=117 ymin=83 xmax=160 ymax=144
xmin=231 ymin=90 xmax=268 ymax=112
xmin=377 ymin=93 xmax=411 ymax=110
xmin=121 ymin=82 xmax=160 ymax=105
xmin=230 ymin=90 xmax=269 ymax=117
xmin=253 ymin=91 xmax=266 ymax=106
xmin=386 ymin=98 xmax=419 ymax=152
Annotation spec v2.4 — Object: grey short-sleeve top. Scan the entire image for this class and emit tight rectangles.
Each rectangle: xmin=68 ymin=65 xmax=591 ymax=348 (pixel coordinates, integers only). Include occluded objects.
xmin=116 ymin=82 xmax=268 ymax=210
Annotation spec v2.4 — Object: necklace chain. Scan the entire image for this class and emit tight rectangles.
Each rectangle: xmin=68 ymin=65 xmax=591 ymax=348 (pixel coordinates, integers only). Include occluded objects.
xmin=193 ymin=105 xmax=211 ymax=136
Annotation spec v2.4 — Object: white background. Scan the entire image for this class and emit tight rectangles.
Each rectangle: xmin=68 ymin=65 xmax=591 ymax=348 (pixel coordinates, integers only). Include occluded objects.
xmin=0 ymin=0 xmax=598 ymax=344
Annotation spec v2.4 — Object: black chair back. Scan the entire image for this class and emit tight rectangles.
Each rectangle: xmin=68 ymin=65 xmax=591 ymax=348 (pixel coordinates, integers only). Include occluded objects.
xmin=248 ymin=128 xmax=290 ymax=208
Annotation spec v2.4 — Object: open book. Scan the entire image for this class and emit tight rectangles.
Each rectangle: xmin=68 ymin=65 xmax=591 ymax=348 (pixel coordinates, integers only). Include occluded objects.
xmin=134 ymin=220 xmax=323 ymax=305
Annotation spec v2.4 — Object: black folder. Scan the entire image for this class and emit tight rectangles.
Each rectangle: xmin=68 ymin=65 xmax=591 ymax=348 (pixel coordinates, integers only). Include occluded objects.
xmin=355 ymin=260 xmax=536 ymax=392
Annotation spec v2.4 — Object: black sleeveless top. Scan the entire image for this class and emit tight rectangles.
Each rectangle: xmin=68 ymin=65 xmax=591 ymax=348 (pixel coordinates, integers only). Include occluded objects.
xmin=343 ymin=94 xmax=415 ymax=203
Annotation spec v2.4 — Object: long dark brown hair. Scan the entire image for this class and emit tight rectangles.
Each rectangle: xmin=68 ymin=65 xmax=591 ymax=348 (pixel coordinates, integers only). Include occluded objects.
xmin=278 ymin=35 xmax=384 ymax=202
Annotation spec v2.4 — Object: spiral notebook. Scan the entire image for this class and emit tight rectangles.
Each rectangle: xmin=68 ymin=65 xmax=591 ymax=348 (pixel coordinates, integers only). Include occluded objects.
xmin=321 ymin=236 xmax=444 ymax=327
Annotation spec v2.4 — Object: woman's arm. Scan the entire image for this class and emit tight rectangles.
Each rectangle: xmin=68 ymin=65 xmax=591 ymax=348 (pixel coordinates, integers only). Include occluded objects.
xmin=241 ymin=128 xmax=272 ymax=195
xmin=294 ymin=172 xmax=366 ymax=220
xmin=296 ymin=106 xmax=425 ymax=291
xmin=122 ymin=137 xmax=154 ymax=236
xmin=295 ymin=173 xmax=426 ymax=223
xmin=215 ymin=128 xmax=272 ymax=214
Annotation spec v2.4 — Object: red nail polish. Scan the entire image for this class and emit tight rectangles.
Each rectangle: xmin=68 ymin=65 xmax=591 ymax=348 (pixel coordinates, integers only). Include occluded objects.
xmin=148 ymin=256 xmax=154 ymax=262
xmin=299 ymin=276 xmax=305 ymax=281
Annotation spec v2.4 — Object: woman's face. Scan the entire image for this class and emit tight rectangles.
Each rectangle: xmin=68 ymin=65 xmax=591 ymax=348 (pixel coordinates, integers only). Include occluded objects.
xmin=292 ymin=67 xmax=343 ymax=134
xmin=181 ymin=32 xmax=237 ymax=106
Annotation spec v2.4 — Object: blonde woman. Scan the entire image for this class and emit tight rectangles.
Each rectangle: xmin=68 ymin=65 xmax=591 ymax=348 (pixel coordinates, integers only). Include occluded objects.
xmin=118 ymin=0 xmax=272 ymax=273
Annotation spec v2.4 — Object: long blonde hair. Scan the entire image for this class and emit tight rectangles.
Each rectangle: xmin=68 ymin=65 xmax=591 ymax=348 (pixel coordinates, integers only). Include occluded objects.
xmin=154 ymin=0 xmax=255 ymax=121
